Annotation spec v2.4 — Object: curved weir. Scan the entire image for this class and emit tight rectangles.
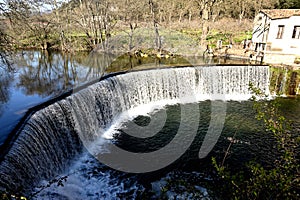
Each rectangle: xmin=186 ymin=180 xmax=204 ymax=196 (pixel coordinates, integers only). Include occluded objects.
xmin=0 ymin=65 xmax=270 ymax=194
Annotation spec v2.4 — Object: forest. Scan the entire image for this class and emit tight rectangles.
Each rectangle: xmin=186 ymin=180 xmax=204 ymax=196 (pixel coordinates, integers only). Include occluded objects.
xmin=0 ymin=0 xmax=300 ymax=55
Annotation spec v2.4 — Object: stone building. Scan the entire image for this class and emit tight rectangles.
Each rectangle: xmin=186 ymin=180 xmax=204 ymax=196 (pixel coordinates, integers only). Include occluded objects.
xmin=252 ymin=9 xmax=300 ymax=64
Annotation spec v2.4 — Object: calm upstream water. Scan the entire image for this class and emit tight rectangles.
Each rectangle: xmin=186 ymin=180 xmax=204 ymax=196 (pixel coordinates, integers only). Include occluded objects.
xmin=0 ymin=52 xmax=179 ymax=144
xmin=0 ymin=50 xmax=251 ymax=146
xmin=0 ymin=51 xmax=300 ymax=199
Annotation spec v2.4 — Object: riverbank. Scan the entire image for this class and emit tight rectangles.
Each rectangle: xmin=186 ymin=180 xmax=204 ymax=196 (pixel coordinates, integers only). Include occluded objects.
xmin=7 ymin=19 xmax=252 ymax=54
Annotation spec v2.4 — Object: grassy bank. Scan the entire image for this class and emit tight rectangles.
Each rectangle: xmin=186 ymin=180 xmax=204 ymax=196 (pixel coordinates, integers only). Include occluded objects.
xmin=8 ymin=19 xmax=253 ymax=56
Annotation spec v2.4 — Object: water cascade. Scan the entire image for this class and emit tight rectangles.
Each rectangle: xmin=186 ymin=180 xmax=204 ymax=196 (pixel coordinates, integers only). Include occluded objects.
xmin=0 ymin=65 xmax=270 ymax=194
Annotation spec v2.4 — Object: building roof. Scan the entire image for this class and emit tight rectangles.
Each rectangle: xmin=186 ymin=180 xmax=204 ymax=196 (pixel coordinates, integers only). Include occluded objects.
xmin=261 ymin=9 xmax=300 ymax=19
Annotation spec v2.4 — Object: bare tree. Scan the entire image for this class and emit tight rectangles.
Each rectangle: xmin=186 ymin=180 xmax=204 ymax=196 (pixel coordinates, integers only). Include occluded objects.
xmin=0 ymin=2 xmax=14 ymax=69
xmin=114 ymin=0 xmax=147 ymax=52
xmin=223 ymin=0 xmax=277 ymax=20
xmin=194 ymin=0 xmax=223 ymax=46
xmin=4 ymin=0 xmax=55 ymax=50
xmin=0 ymin=0 xmax=284 ymax=54
xmin=149 ymin=0 xmax=161 ymax=52
xmin=69 ymin=0 xmax=118 ymax=51
xmin=195 ymin=0 xmax=211 ymax=46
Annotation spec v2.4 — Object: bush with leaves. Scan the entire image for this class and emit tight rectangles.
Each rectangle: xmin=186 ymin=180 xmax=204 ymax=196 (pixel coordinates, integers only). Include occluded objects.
xmin=213 ymin=83 xmax=300 ymax=199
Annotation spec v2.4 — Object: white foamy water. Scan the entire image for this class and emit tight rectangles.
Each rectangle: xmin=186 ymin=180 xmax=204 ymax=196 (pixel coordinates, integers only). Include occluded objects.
xmin=33 ymin=151 xmax=143 ymax=200
xmin=0 ymin=65 xmax=270 ymax=196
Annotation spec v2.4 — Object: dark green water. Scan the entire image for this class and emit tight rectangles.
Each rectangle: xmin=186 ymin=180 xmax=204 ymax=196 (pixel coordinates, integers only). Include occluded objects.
xmin=116 ymin=99 xmax=299 ymax=170
xmin=33 ymin=99 xmax=300 ymax=199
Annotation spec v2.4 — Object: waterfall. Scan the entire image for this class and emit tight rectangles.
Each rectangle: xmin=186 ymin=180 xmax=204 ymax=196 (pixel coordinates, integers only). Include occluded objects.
xmin=0 ymin=65 xmax=270 ymax=194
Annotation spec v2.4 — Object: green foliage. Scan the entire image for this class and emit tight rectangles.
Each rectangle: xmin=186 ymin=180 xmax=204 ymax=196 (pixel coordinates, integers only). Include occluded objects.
xmin=276 ymin=0 xmax=300 ymax=8
xmin=212 ymin=84 xmax=300 ymax=199
xmin=295 ymin=57 xmax=300 ymax=64
xmin=155 ymin=177 xmax=209 ymax=199
xmin=0 ymin=191 xmax=27 ymax=200
xmin=233 ymin=31 xmax=252 ymax=43
xmin=205 ymin=30 xmax=252 ymax=49
xmin=0 ymin=175 xmax=68 ymax=200
xmin=0 ymin=191 xmax=10 ymax=200
xmin=2 ymin=0 xmax=300 ymax=53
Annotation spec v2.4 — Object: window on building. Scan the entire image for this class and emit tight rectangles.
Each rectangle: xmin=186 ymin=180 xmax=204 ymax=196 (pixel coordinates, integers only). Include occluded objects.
xmin=292 ymin=26 xmax=300 ymax=39
xmin=276 ymin=25 xmax=285 ymax=39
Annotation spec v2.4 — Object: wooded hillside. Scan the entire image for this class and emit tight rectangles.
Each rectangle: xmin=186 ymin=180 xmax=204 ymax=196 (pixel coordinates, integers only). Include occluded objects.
xmin=0 ymin=0 xmax=299 ymax=53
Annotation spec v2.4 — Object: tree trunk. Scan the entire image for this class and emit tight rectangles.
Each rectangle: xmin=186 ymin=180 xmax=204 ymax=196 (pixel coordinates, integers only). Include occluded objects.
xmin=149 ymin=0 xmax=161 ymax=51
xmin=200 ymin=2 xmax=210 ymax=47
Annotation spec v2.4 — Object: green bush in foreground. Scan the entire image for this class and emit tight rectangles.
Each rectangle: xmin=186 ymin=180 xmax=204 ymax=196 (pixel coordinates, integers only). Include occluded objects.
xmin=213 ymin=84 xmax=300 ymax=199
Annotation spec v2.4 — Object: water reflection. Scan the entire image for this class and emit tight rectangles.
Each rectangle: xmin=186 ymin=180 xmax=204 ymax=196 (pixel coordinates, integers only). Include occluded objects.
xmin=0 ymin=50 xmax=300 ymax=147
xmin=0 ymin=50 xmax=117 ymax=146
xmin=0 ymin=71 xmax=12 ymax=118
xmin=14 ymin=51 xmax=111 ymax=97
xmin=269 ymin=67 xmax=300 ymax=96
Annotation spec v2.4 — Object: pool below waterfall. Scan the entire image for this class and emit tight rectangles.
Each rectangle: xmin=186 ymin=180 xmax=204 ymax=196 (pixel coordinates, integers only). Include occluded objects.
xmin=33 ymin=100 xmax=296 ymax=199
xmin=0 ymin=65 xmax=299 ymax=199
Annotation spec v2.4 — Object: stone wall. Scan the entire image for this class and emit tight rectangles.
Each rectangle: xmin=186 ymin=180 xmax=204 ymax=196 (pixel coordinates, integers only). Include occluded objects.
xmin=263 ymin=52 xmax=296 ymax=64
